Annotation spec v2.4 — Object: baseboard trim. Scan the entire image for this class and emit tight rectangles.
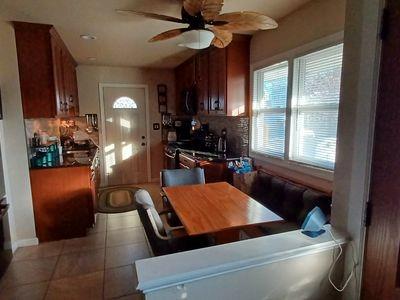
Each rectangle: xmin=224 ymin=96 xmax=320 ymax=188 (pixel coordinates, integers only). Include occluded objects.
xmin=10 ymin=238 xmax=39 ymax=253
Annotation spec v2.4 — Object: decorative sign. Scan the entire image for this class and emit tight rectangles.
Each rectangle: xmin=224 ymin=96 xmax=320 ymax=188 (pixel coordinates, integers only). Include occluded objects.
xmin=157 ymin=84 xmax=168 ymax=113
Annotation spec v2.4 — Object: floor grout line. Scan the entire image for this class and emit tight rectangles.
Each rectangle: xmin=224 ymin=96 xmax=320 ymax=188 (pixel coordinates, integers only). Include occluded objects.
xmin=1 ymin=190 xmax=157 ymax=299
xmin=42 ymin=239 xmax=65 ymax=300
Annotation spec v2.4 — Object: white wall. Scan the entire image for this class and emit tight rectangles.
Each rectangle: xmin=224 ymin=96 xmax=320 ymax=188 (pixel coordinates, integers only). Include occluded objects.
xmin=76 ymin=65 xmax=176 ymax=181
xmin=249 ymin=0 xmax=383 ymax=298
xmin=0 ymin=20 xmax=37 ymax=249
xmin=332 ymin=0 xmax=384 ymax=299
xmin=251 ymin=0 xmax=346 ymax=65
xmin=144 ymin=248 xmax=340 ymax=300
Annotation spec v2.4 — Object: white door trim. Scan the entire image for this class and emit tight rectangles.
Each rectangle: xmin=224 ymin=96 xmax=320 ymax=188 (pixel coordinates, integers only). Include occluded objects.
xmin=98 ymin=83 xmax=151 ymax=185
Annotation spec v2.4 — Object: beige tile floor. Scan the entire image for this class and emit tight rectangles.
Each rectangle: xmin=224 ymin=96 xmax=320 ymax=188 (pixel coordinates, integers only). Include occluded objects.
xmin=0 ymin=183 xmax=162 ymax=300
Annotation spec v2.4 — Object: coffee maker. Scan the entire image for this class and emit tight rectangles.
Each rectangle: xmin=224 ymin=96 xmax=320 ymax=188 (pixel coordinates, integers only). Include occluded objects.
xmin=217 ymin=129 xmax=227 ymax=154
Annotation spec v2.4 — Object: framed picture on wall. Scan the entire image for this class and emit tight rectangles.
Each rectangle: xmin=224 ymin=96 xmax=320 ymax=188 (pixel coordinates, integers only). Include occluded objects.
xmin=159 ymin=104 xmax=167 ymax=113
xmin=157 ymin=84 xmax=167 ymax=95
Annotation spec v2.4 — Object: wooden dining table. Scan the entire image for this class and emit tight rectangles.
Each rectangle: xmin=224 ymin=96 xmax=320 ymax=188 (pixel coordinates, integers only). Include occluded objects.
xmin=162 ymin=182 xmax=284 ymax=244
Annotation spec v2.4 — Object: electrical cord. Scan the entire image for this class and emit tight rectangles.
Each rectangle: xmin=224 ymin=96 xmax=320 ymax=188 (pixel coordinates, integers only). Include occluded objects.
xmin=327 ymin=228 xmax=354 ymax=292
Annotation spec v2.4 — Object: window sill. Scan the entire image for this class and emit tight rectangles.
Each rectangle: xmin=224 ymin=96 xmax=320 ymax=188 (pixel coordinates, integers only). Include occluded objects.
xmin=250 ymin=151 xmax=334 ymax=182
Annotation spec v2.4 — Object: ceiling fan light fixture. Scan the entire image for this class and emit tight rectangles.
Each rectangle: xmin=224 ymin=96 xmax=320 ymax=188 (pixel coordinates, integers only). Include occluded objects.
xmin=178 ymin=29 xmax=215 ymax=49
xmin=80 ymin=34 xmax=97 ymax=40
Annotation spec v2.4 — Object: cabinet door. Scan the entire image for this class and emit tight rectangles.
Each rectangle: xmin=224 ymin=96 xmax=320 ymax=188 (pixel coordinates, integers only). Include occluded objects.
xmin=175 ymin=64 xmax=185 ymax=115
xmin=51 ymin=35 xmax=67 ymax=116
xmin=62 ymin=55 xmax=79 ymax=116
xmin=175 ymin=58 xmax=196 ymax=115
xmin=208 ymin=48 xmax=226 ymax=115
xmin=14 ymin=22 xmax=57 ymax=118
xmin=226 ymin=36 xmax=250 ymax=116
xmin=196 ymin=51 xmax=209 ymax=114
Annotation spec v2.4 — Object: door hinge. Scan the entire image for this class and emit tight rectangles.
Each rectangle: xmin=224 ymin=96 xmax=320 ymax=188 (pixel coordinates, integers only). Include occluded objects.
xmin=365 ymin=201 xmax=373 ymax=227
xmin=380 ymin=8 xmax=390 ymax=40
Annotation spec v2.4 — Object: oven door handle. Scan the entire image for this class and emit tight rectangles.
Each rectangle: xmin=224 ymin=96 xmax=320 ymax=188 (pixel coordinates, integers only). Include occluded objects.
xmin=164 ymin=152 xmax=175 ymax=159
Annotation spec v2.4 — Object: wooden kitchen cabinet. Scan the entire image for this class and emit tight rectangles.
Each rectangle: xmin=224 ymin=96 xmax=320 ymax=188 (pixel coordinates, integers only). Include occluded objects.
xmin=30 ymin=166 xmax=95 ymax=242
xmin=208 ymin=47 xmax=227 ymax=115
xmin=225 ymin=35 xmax=251 ymax=117
xmin=179 ymin=152 xmax=229 ymax=183
xmin=13 ymin=21 xmax=79 ymax=118
xmin=175 ymin=57 xmax=196 ymax=115
xmin=199 ymin=160 xmax=229 ymax=183
xmin=174 ymin=34 xmax=250 ymax=117
xmin=196 ymin=51 xmax=209 ymax=114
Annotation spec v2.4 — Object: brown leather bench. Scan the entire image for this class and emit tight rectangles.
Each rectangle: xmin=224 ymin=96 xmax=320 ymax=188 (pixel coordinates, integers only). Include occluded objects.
xmin=242 ymin=170 xmax=332 ymax=238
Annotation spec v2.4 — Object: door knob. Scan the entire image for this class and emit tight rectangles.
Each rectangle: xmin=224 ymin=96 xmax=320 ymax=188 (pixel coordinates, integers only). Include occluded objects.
xmin=142 ymin=136 xmax=145 ymax=139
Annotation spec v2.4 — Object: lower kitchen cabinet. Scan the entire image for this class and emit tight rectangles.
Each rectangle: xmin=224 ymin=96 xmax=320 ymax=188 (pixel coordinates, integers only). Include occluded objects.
xmin=179 ymin=152 xmax=229 ymax=183
xmin=30 ymin=166 xmax=96 ymax=242
xmin=199 ymin=161 xmax=229 ymax=183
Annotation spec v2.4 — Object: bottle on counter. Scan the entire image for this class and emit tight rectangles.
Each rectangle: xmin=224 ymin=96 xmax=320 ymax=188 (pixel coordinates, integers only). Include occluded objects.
xmin=39 ymin=131 xmax=49 ymax=146
xmin=58 ymin=142 xmax=63 ymax=164
xmin=31 ymin=132 xmax=40 ymax=147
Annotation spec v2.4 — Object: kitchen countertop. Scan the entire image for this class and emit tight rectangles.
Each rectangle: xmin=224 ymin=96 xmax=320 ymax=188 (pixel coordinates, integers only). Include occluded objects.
xmin=30 ymin=147 xmax=99 ymax=169
xmin=176 ymin=148 xmax=242 ymax=162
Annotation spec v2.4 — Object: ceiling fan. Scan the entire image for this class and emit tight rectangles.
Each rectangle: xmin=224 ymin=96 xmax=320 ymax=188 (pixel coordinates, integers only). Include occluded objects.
xmin=116 ymin=0 xmax=278 ymax=49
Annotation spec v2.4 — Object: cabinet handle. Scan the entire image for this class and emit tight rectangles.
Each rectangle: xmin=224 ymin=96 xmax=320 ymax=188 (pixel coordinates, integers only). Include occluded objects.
xmin=69 ymin=95 xmax=73 ymax=103
xmin=179 ymin=163 xmax=191 ymax=169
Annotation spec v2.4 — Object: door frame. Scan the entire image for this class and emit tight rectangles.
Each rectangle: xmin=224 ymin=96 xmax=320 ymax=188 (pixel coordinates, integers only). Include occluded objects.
xmin=98 ymin=83 xmax=151 ymax=185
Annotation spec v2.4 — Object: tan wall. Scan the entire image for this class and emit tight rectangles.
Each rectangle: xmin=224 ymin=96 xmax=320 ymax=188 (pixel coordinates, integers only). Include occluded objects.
xmin=251 ymin=0 xmax=346 ymax=64
xmin=76 ymin=65 xmax=176 ymax=181
xmin=250 ymin=0 xmax=346 ymax=192
xmin=0 ymin=20 xmax=37 ymax=247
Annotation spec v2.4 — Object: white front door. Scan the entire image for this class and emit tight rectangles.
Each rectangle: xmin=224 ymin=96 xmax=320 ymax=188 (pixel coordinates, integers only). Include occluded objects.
xmin=101 ymin=85 xmax=149 ymax=186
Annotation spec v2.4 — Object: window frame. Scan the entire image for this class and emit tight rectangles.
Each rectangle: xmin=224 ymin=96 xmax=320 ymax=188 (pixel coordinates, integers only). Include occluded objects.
xmin=250 ymin=32 xmax=344 ymax=181
xmin=252 ymin=61 xmax=290 ymax=159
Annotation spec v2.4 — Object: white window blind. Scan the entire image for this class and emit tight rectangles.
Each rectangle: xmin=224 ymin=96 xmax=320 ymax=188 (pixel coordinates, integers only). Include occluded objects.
xmin=290 ymin=44 xmax=343 ymax=170
xmin=252 ymin=61 xmax=289 ymax=158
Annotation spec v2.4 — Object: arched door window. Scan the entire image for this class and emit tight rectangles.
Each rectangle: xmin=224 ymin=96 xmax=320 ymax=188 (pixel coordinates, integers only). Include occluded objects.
xmin=113 ymin=97 xmax=137 ymax=109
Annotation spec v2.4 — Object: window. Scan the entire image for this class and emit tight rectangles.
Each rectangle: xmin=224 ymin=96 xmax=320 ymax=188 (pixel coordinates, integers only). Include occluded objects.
xmin=252 ymin=61 xmax=289 ymax=158
xmin=251 ymin=43 xmax=343 ymax=171
xmin=113 ymin=97 xmax=137 ymax=109
xmin=291 ymin=44 xmax=343 ymax=169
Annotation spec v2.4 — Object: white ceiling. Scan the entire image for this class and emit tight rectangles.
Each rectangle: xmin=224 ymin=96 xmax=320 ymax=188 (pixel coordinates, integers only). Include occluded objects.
xmin=0 ymin=0 xmax=312 ymax=68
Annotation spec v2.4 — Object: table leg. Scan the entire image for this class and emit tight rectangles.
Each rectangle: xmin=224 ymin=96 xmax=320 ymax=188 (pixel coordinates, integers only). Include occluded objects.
xmin=214 ymin=229 xmax=240 ymax=244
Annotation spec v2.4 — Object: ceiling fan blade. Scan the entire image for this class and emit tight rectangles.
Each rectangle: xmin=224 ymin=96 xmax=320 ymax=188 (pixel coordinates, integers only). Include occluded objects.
xmin=116 ymin=9 xmax=186 ymax=24
xmin=183 ymin=0 xmax=202 ymax=16
xmin=149 ymin=28 xmax=187 ymax=42
xmin=210 ymin=28 xmax=233 ymax=48
xmin=214 ymin=12 xmax=278 ymax=31
xmin=201 ymin=0 xmax=224 ymax=22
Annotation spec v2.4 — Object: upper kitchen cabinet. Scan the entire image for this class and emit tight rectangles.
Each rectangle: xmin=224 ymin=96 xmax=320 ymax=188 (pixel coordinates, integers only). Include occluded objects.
xmin=224 ymin=35 xmax=251 ymax=117
xmin=13 ymin=22 xmax=79 ymax=118
xmin=174 ymin=34 xmax=250 ymax=117
xmin=196 ymin=51 xmax=209 ymax=115
xmin=208 ymin=46 xmax=227 ymax=115
xmin=175 ymin=56 xmax=196 ymax=115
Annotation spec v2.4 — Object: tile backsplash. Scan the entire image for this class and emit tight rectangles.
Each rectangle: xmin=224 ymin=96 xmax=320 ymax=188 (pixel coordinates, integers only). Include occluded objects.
xmin=24 ymin=118 xmax=60 ymax=142
xmin=199 ymin=115 xmax=250 ymax=156
xmin=25 ymin=116 xmax=99 ymax=147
